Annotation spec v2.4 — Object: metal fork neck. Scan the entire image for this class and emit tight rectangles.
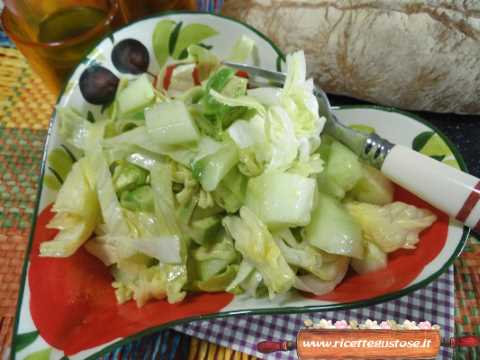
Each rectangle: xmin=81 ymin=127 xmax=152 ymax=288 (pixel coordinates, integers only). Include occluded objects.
xmin=360 ymin=133 xmax=394 ymax=169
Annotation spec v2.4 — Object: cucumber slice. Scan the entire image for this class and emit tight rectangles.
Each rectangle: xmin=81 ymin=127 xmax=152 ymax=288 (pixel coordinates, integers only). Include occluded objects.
xmin=304 ymin=192 xmax=363 ymax=259
xmin=192 ymin=144 xmax=239 ymax=192
xmin=245 ymin=172 xmax=316 ymax=228
xmin=189 ymin=215 xmax=222 ymax=245
xmin=212 ymin=167 xmax=248 ymax=213
xmin=317 ymin=173 xmax=345 ymax=199
xmin=318 ymin=141 xmax=362 ymax=199
xmin=145 ymin=100 xmax=199 ymax=146
xmin=351 ymin=241 xmax=387 ymax=274
xmin=350 ymin=164 xmax=394 ymax=205
xmin=118 ymin=74 xmax=155 ymax=116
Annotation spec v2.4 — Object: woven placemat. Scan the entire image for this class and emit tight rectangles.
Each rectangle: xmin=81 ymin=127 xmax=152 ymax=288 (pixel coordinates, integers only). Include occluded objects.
xmin=1 ymin=45 xmax=479 ymax=359
xmin=454 ymin=236 xmax=480 ymax=359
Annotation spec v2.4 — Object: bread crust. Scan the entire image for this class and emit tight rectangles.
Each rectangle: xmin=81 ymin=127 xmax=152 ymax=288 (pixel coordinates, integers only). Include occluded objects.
xmin=222 ymin=0 xmax=480 ymax=114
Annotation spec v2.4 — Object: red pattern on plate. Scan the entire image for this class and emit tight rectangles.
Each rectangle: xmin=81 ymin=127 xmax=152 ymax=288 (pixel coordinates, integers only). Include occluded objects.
xmin=29 ymin=185 xmax=450 ymax=354
xmin=306 ymin=185 xmax=449 ymax=302
xmin=29 ymin=205 xmax=234 ymax=355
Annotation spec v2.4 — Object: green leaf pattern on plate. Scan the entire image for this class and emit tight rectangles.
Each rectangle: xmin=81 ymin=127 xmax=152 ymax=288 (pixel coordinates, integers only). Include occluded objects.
xmin=14 ymin=331 xmax=39 ymax=352
xmin=152 ymin=20 xmax=218 ymax=68
xmin=152 ymin=19 xmax=176 ymax=68
xmin=276 ymin=54 xmax=285 ymax=72
xmin=24 ymin=348 xmax=51 ymax=360
xmin=169 ymin=21 xmax=183 ymax=56
xmin=85 ymin=48 xmax=107 ymax=65
xmin=172 ymin=23 xmax=218 ymax=59
xmin=412 ymin=131 xmax=459 ymax=169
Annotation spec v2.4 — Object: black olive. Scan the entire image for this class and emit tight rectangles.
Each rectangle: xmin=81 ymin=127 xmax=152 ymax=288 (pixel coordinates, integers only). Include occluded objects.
xmin=111 ymin=39 xmax=150 ymax=74
xmin=79 ymin=65 xmax=119 ymax=105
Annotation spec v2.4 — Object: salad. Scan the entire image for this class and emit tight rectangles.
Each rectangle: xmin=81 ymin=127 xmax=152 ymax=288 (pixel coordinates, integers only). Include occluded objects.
xmin=40 ymin=37 xmax=436 ymax=307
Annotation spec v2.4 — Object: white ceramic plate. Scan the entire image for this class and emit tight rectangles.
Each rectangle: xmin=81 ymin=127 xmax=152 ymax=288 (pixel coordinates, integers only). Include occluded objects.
xmin=12 ymin=12 xmax=468 ymax=359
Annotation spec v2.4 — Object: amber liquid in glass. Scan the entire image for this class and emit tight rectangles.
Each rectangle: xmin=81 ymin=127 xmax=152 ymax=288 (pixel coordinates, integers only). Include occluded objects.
xmin=37 ymin=6 xmax=107 ymax=43
xmin=32 ymin=6 xmax=109 ymax=91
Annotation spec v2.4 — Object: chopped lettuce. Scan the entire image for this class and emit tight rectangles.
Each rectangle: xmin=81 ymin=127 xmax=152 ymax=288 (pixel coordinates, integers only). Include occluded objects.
xmin=188 ymin=44 xmax=219 ymax=80
xmin=208 ymin=90 xmax=266 ymax=117
xmin=265 ymin=106 xmax=298 ymax=171
xmin=281 ymin=51 xmax=325 ymax=156
xmin=294 ymin=256 xmax=349 ymax=296
xmin=120 ymin=185 xmax=154 ymax=212
xmin=57 ymin=107 xmax=94 ymax=151
xmin=351 ymin=241 xmax=387 ymax=274
xmin=212 ymin=167 xmax=247 ymax=213
xmin=227 ymin=35 xmax=256 ymax=63
xmin=247 ymin=87 xmax=282 ymax=107
xmin=223 ymin=207 xmax=295 ymax=297
xmin=150 ymin=162 xmax=183 ymax=238
xmin=44 ymin=40 xmax=438 ymax=306
xmin=91 ymin=150 xmax=131 ymax=236
xmin=41 ymin=158 xmax=99 ymax=257
xmin=346 ymin=201 xmax=437 ymax=252
xmin=112 ymin=255 xmax=187 ymax=306
xmin=194 ymin=264 xmax=239 ymax=292
xmin=189 ymin=231 xmax=240 ymax=291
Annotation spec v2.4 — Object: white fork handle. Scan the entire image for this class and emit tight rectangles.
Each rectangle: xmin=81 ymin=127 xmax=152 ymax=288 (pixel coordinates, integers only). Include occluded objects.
xmin=382 ymin=145 xmax=480 ymax=232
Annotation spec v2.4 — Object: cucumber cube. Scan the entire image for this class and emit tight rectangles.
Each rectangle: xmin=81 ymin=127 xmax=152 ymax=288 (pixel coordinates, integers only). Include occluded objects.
xmin=146 ymin=100 xmax=199 ymax=146
xmin=118 ymin=74 xmax=155 ymax=116
xmin=319 ymin=141 xmax=362 ymax=199
xmin=350 ymin=164 xmax=394 ymax=205
xmin=245 ymin=172 xmax=316 ymax=228
xmin=304 ymin=192 xmax=363 ymax=259
xmin=192 ymin=144 xmax=239 ymax=192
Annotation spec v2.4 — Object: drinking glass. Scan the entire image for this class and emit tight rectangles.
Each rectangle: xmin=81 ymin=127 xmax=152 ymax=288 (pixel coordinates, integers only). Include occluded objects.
xmin=1 ymin=0 xmax=126 ymax=95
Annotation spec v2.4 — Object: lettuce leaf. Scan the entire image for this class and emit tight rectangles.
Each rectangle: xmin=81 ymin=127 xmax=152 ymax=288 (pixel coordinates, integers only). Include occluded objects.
xmin=40 ymin=158 xmax=99 ymax=257
xmin=265 ymin=106 xmax=298 ymax=171
xmin=223 ymin=207 xmax=295 ymax=297
xmin=208 ymin=90 xmax=266 ymax=117
xmin=112 ymin=255 xmax=187 ymax=306
xmin=294 ymin=256 xmax=349 ymax=296
xmin=57 ymin=107 xmax=94 ymax=151
xmin=281 ymin=51 xmax=325 ymax=156
xmin=346 ymin=201 xmax=436 ymax=252
xmin=90 ymin=150 xmax=130 ymax=236
xmin=188 ymin=44 xmax=220 ymax=80
xmin=227 ymin=35 xmax=255 ymax=63
xmin=150 ymin=162 xmax=183 ymax=238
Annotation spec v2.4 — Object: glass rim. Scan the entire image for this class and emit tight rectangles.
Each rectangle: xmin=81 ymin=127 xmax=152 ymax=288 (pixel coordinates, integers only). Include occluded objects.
xmin=1 ymin=0 xmax=120 ymax=49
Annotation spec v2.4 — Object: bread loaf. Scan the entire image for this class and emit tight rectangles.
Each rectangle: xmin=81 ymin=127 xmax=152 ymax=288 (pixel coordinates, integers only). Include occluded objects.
xmin=222 ymin=0 xmax=480 ymax=114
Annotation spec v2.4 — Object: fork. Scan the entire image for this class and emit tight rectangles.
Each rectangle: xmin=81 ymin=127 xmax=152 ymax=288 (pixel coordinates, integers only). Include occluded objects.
xmin=223 ymin=61 xmax=480 ymax=233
